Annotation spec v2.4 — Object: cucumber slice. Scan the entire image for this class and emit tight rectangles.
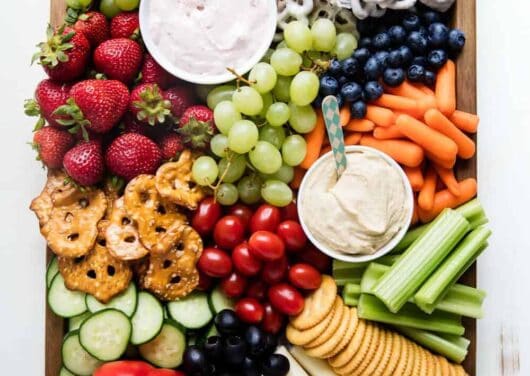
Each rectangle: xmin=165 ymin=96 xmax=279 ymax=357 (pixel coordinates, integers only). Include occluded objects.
xmin=48 ymin=274 xmax=87 ymax=318
xmin=139 ymin=321 xmax=186 ymax=368
xmin=208 ymin=286 xmax=235 ymax=314
xmin=168 ymin=291 xmax=212 ymax=329
xmin=68 ymin=312 xmax=92 ymax=332
xmin=187 ymin=334 xmax=198 ymax=346
xmin=62 ymin=331 xmax=102 ymax=376
xmin=79 ymin=309 xmax=131 ymax=361
xmin=46 ymin=257 xmax=59 ymax=288
xmin=59 ymin=366 xmax=76 ymax=376
xmin=205 ymin=323 xmax=219 ymax=338
xmin=131 ymin=292 xmax=164 ymax=345
xmin=86 ymin=283 xmax=137 ymax=317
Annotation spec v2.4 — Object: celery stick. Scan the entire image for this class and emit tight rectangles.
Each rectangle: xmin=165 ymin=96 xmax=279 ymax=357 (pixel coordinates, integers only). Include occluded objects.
xmin=415 ymin=227 xmax=491 ymax=312
xmin=373 ymin=210 xmax=470 ymax=313
xmin=358 ymin=294 xmax=465 ymax=336
xmin=332 ymin=260 xmax=370 ymax=272
xmin=335 ymin=277 xmax=362 ymax=286
xmin=360 ymin=263 xmax=388 ymax=294
xmin=392 ymin=224 xmax=428 ymax=254
xmin=342 ymin=284 xmax=361 ymax=307
xmin=394 ymin=326 xmax=469 ymax=363
xmin=378 ymin=254 xmax=401 ymax=265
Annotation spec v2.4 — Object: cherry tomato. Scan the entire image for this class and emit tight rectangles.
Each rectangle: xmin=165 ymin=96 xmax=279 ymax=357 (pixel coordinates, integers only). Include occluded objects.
xmin=220 ymin=272 xmax=247 ymax=298
xmin=232 ymin=242 xmax=262 ymax=277
xmin=297 ymin=245 xmax=331 ymax=273
xmin=276 ymin=220 xmax=307 ymax=252
xmin=235 ymin=297 xmax=265 ymax=324
xmin=192 ymin=197 xmax=222 ymax=236
xmin=261 ymin=302 xmax=285 ymax=334
xmin=197 ymin=271 xmax=214 ymax=291
xmin=268 ymin=283 xmax=305 ymax=316
xmin=213 ymin=215 xmax=245 ymax=250
xmin=281 ymin=201 xmax=299 ymax=221
xmin=228 ymin=204 xmax=253 ymax=231
xmin=246 ymin=279 xmax=268 ymax=301
xmin=250 ymin=204 xmax=281 ymax=233
xmin=261 ymin=256 xmax=288 ymax=285
xmin=288 ymin=263 xmax=322 ymax=290
xmin=248 ymin=231 xmax=285 ymax=262
xmin=197 ymin=247 xmax=232 ymax=278
xmin=148 ymin=370 xmax=186 ymax=376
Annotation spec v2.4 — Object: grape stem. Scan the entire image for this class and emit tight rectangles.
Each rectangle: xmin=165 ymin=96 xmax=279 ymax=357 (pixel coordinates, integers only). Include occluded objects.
xmin=226 ymin=67 xmax=256 ymax=89
xmin=302 ymin=53 xmax=331 ymax=75
xmin=208 ymin=151 xmax=235 ymax=201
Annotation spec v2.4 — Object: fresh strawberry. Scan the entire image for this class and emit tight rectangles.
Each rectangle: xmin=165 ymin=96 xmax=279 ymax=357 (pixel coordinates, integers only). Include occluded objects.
xmin=63 ymin=140 xmax=105 ymax=186
xmin=105 ymin=133 xmax=162 ymax=181
xmin=110 ymin=11 xmax=140 ymax=39
xmin=33 ymin=25 xmax=90 ymax=82
xmin=93 ymin=38 xmax=143 ymax=84
xmin=140 ymin=54 xmax=176 ymax=89
xmin=24 ymin=79 xmax=72 ymax=129
xmin=178 ymin=105 xmax=215 ymax=150
xmin=164 ymin=86 xmax=196 ymax=118
xmin=158 ymin=133 xmax=185 ymax=161
xmin=73 ymin=11 xmax=110 ymax=47
xmin=32 ymin=127 xmax=75 ymax=168
xmin=129 ymin=83 xmax=171 ymax=126
xmin=55 ymin=79 xmax=129 ymax=136
xmin=121 ymin=112 xmax=153 ymax=136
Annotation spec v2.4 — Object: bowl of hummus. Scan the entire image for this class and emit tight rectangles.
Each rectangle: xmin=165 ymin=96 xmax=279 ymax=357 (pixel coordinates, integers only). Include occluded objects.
xmin=140 ymin=0 xmax=278 ymax=85
xmin=298 ymin=146 xmax=414 ymax=263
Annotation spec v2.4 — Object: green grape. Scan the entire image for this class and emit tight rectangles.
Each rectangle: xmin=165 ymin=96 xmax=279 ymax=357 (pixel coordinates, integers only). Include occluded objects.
xmin=216 ymin=184 xmax=239 ymax=206
xmin=276 ymin=40 xmax=288 ymax=49
xmin=192 ymin=156 xmax=218 ymax=186
xmin=115 ymin=0 xmax=139 ymax=11
xmin=249 ymin=141 xmax=283 ymax=174
xmin=333 ymin=32 xmax=358 ymax=61
xmin=218 ymin=154 xmax=247 ymax=183
xmin=195 ymin=84 xmax=215 ymax=102
xmin=261 ymin=164 xmax=294 ymax=184
xmin=261 ymin=180 xmax=293 ymax=207
xmin=237 ymin=175 xmax=263 ymax=205
xmin=282 ymin=135 xmax=307 ymax=166
xmin=207 ymin=85 xmax=236 ymax=110
xmin=249 ymin=63 xmax=277 ymax=94
xmin=266 ymin=102 xmax=291 ymax=127
xmin=289 ymin=103 xmax=317 ymax=133
xmin=66 ymin=0 xmax=93 ymax=9
xmin=270 ymin=48 xmax=302 ymax=76
xmin=259 ymin=125 xmax=286 ymax=149
xmin=284 ymin=21 xmax=313 ymax=53
xmin=232 ymin=86 xmax=263 ymax=116
xmin=228 ymin=120 xmax=259 ymax=154
xmin=272 ymin=76 xmax=293 ymax=103
xmin=261 ymin=48 xmax=275 ymax=63
xmin=290 ymin=71 xmax=319 ymax=106
xmin=311 ymin=19 xmax=337 ymax=52
xmin=100 ymin=0 xmax=121 ymax=17
xmin=210 ymin=134 xmax=230 ymax=158
xmin=214 ymin=101 xmax=241 ymax=135
xmin=259 ymin=92 xmax=274 ymax=119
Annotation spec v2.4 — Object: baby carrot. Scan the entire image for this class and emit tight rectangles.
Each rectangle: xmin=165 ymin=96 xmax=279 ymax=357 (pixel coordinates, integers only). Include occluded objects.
xmin=344 ymin=119 xmax=375 ymax=132
xmin=299 ymin=110 xmax=325 ymax=169
xmin=418 ymin=166 xmax=437 ymax=211
xmin=450 ymin=110 xmax=479 ymax=133
xmin=320 ymin=145 xmax=332 ymax=156
xmin=411 ymin=198 xmax=419 ymax=226
xmin=345 ymin=132 xmax=362 ymax=145
xmin=386 ymin=81 xmax=426 ymax=99
xmin=291 ymin=167 xmax=305 ymax=190
xmin=417 ymin=85 xmax=435 ymax=97
xmin=433 ymin=163 xmax=461 ymax=196
xmin=404 ymin=166 xmax=424 ymax=192
xmin=340 ymin=106 xmax=351 ymax=127
xmin=435 ymin=60 xmax=456 ymax=116
xmin=373 ymin=125 xmax=403 ymax=140
xmin=396 ymin=114 xmax=458 ymax=163
xmin=373 ymin=94 xmax=421 ymax=116
xmin=418 ymin=178 xmax=478 ymax=222
xmin=424 ymin=109 xmax=476 ymax=159
xmin=365 ymin=105 xmax=396 ymax=127
xmin=425 ymin=151 xmax=456 ymax=169
xmin=360 ymin=135 xmax=424 ymax=167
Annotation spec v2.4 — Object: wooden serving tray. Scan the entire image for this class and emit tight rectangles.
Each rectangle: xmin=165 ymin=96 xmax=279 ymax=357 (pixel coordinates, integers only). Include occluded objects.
xmin=45 ymin=1 xmax=477 ymax=375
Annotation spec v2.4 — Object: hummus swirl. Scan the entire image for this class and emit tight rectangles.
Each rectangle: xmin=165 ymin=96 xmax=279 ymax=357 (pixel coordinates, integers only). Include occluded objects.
xmin=300 ymin=149 xmax=411 ymax=255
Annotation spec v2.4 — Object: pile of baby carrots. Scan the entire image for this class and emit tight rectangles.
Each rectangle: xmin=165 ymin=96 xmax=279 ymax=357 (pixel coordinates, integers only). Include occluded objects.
xmin=293 ymin=60 xmax=479 ymax=225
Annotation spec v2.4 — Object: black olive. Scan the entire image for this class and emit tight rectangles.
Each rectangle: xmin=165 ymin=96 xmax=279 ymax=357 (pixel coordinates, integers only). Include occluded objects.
xmin=214 ymin=309 xmax=242 ymax=335
xmin=183 ymin=345 xmax=210 ymax=376
xmin=262 ymin=354 xmax=290 ymax=376
xmin=244 ymin=326 xmax=267 ymax=358
xmin=223 ymin=335 xmax=247 ymax=366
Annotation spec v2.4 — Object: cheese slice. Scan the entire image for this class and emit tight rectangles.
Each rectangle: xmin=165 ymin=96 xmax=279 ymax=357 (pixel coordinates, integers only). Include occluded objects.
xmin=275 ymin=346 xmax=309 ymax=376
xmin=289 ymin=346 xmax=338 ymax=376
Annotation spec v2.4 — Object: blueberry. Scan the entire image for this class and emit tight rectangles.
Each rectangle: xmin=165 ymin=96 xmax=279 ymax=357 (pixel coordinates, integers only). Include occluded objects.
xmin=388 ymin=25 xmax=407 ymax=45
xmin=448 ymin=29 xmax=466 ymax=52
xmin=364 ymin=81 xmax=384 ymax=102
xmin=372 ymin=32 xmax=392 ymax=50
xmin=341 ymin=57 xmax=359 ymax=78
xmin=335 ymin=94 xmax=344 ymax=108
xmin=383 ymin=68 xmax=406 ymax=87
xmin=403 ymin=13 xmax=421 ymax=31
xmin=357 ymin=18 xmax=377 ymax=35
xmin=422 ymin=10 xmax=442 ymax=25
xmin=388 ymin=49 xmax=404 ymax=68
xmin=364 ymin=57 xmax=382 ymax=80
xmin=319 ymin=75 xmax=339 ymax=96
xmin=398 ymin=45 xmax=413 ymax=65
xmin=204 ymin=336 xmax=223 ymax=362
xmin=337 ymin=75 xmax=349 ymax=86
xmin=427 ymin=49 xmax=448 ymax=70
xmin=411 ymin=56 xmax=427 ymax=67
xmin=351 ymin=101 xmax=367 ymax=119
xmin=428 ymin=22 xmax=449 ymax=47
xmin=359 ymin=37 xmax=372 ymax=49
xmin=418 ymin=26 xmax=429 ymax=40
xmin=407 ymin=31 xmax=428 ymax=54
xmin=183 ymin=346 xmax=210 ymax=376
xmin=340 ymin=82 xmax=363 ymax=102
xmin=328 ymin=59 xmax=342 ymax=77
xmin=407 ymin=64 xmax=425 ymax=83
xmin=374 ymin=51 xmax=390 ymax=69
xmin=245 ymin=326 xmax=267 ymax=358
xmin=223 ymin=335 xmax=247 ymax=365
xmin=215 ymin=310 xmax=242 ymax=336
xmin=423 ymin=70 xmax=436 ymax=86
xmin=262 ymin=354 xmax=290 ymax=376
xmin=353 ymin=47 xmax=371 ymax=65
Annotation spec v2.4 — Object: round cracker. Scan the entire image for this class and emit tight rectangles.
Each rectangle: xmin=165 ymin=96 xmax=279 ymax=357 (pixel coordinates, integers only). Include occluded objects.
xmin=437 ymin=355 xmax=451 ymax=376
xmin=453 ymin=365 xmax=468 ymax=376
xmin=409 ymin=343 xmax=422 ymax=376
xmin=433 ymin=354 xmax=443 ymax=376
xmin=324 ymin=307 xmax=359 ymax=358
xmin=335 ymin=323 xmax=381 ymax=375
xmin=361 ymin=328 xmax=393 ymax=376
xmin=305 ymin=306 xmax=350 ymax=358
xmin=392 ymin=334 xmax=410 ymax=376
xmin=290 ymin=275 xmax=337 ymax=330
xmin=380 ymin=331 xmax=403 ymax=376
xmin=328 ymin=317 xmax=367 ymax=368
xmin=422 ymin=348 xmax=435 ymax=376
xmin=305 ymin=298 xmax=344 ymax=348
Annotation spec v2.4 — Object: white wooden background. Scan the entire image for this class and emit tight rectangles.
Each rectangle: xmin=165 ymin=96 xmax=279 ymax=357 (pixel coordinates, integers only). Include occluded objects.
xmin=0 ymin=1 xmax=527 ymax=374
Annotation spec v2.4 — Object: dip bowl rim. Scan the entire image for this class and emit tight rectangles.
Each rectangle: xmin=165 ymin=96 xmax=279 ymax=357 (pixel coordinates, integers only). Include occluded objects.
xmin=297 ymin=145 xmax=415 ymax=264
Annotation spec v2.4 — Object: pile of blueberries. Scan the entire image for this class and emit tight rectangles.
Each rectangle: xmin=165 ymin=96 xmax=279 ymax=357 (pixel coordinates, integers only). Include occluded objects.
xmin=316 ymin=6 xmax=466 ymax=119
xmin=182 ymin=310 xmax=289 ymax=376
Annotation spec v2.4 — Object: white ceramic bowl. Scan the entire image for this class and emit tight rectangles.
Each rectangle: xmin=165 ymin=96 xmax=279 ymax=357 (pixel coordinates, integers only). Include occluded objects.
xmin=139 ymin=0 xmax=278 ymax=85
xmin=297 ymin=146 xmax=414 ymax=263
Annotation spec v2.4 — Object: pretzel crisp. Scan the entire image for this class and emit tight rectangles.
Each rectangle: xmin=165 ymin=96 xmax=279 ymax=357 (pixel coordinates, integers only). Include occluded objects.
xmin=139 ymin=226 xmax=203 ymax=301
xmin=41 ymin=188 xmax=107 ymax=258
xmin=124 ymin=174 xmax=187 ymax=254
xmin=155 ymin=150 xmax=206 ymax=210
xmin=106 ymin=197 xmax=149 ymax=261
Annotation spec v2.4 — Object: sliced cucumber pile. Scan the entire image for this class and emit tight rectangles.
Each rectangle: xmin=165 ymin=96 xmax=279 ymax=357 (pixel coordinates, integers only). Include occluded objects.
xmin=130 ymin=292 xmax=164 ymax=345
xmin=59 ymin=366 xmax=76 ymax=376
xmin=86 ymin=283 xmax=138 ymax=317
xmin=68 ymin=312 xmax=92 ymax=332
xmin=48 ymin=274 xmax=87 ymax=318
xmin=139 ymin=321 xmax=186 ymax=368
xmin=168 ymin=291 xmax=213 ymax=329
xmin=62 ymin=331 xmax=102 ymax=376
xmin=46 ymin=256 xmax=59 ymax=288
xmin=208 ymin=286 xmax=235 ymax=314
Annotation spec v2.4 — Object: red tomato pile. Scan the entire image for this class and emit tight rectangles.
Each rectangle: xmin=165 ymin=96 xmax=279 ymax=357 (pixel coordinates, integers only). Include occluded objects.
xmin=192 ymin=198 xmax=331 ymax=333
